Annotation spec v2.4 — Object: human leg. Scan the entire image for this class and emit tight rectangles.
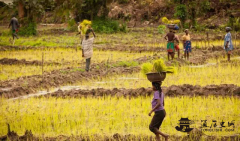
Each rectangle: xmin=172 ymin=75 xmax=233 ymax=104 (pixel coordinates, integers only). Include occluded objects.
xmin=187 ymin=52 xmax=189 ymax=60
xmin=85 ymin=58 xmax=91 ymax=71
xmin=184 ymin=51 xmax=187 ymax=59
xmin=177 ymin=49 xmax=180 ymax=58
xmin=149 ymin=110 xmax=168 ymax=141
xmin=171 ymin=52 xmax=174 ymax=60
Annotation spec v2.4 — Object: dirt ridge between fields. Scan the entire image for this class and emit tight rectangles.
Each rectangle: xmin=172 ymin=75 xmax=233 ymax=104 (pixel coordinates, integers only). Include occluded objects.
xmin=0 ymin=129 xmax=239 ymax=141
xmin=0 ymin=44 xmax=234 ymax=52
xmin=0 ymin=56 xmax=157 ymax=98
xmin=40 ymin=84 xmax=240 ymax=98
xmin=0 ymin=58 xmax=62 ymax=66
xmin=1 ymin=51 xmax=240 ymax=99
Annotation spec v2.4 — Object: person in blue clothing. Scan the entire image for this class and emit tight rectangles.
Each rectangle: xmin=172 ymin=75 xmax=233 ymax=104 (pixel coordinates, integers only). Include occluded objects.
xmin=224 ymin=27 xmax=233 ymax=61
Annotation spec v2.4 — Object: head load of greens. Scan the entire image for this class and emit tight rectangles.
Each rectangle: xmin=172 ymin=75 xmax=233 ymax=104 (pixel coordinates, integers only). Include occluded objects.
xmin=80 ymin=20 xmax=92 ymax=34
xmin=141 ymin=59 xmax=176 ymax=76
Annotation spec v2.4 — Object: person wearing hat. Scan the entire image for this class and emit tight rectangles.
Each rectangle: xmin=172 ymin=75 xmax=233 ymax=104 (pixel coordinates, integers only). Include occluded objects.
xmin=224 ymin=27 xmax=233 ymax=61
xmin=182 ymin=29 xmax=191 ymax=60
xmin=164 ymin=29 xmax=176 ymax=60
xmin=149 ymin=81 xmax=169 ymax=141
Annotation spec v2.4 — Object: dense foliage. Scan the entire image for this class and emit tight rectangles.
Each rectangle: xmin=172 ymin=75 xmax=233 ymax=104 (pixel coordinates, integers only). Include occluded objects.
xmin=92 ymin=18 xmax=127 ymax=33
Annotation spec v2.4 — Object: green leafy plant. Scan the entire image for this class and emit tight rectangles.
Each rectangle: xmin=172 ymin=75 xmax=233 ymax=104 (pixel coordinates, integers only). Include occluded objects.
xmin=18 ymin=21 xmax=37 ymax=36
xmin=174 ymin=4 xmax=187 ymax=26
xmin=157 ymin=25 xmax=166 ymax=34
xmin=67 ymin=19 xmax=77 ymax=32
xmin=112 ymin=61 xmax=139 ymax=67
xmin=118 ymin=0 xmax=129 ymax=4
xmin=228 ymin=17 xmax=240 ymax=31
xmin=92 ymin=18 xmax=127 ymax=33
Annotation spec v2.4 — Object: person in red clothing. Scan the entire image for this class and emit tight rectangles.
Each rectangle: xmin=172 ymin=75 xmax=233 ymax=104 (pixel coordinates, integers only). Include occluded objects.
xmin=173 ymin=30 xmax=180 ymax=58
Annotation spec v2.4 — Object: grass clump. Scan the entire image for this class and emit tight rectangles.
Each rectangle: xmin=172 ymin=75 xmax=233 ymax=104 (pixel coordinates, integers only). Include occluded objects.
xmin=18 ymin=21 xmax=37 ymax=36
xmin=111 ymin=61 xmax=139 ymax=67
xmin=141 ymin=59 xmax=176 ymax=76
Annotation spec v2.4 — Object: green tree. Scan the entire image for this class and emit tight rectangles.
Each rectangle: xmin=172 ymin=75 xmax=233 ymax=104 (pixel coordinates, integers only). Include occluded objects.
xmin=174 ymin=4 xmax=187 ymax=27
xmin=13 ymin=0 xmax=54 ymax=35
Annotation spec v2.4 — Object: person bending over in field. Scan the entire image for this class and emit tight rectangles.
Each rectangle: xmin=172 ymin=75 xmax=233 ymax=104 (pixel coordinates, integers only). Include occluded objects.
xmin=164 ymin=29 xmax=175 ymax=60
xmin=82 ymin=25 xmax=96 ymax=72
xmin=8 ymin=15 xmax=20 ymax=40
xmin=149 ymin=81 xmax=169 ymax=141
xmin=182 ymin=29 xmax=191 ymax=60
xmin=224 ymin=27 xmax=233 ymax=62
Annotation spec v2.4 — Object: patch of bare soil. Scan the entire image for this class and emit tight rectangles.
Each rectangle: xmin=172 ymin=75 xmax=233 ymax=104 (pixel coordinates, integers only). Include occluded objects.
xmin=41 ymin=84 xmax=240 ymax=98
xmin=0 ymin=58 xmax=61 ymax=66
xmin=0 ymin=129 xmax=239 ymax=141
xmin=0 ymin=56 xmax=157 ymax=98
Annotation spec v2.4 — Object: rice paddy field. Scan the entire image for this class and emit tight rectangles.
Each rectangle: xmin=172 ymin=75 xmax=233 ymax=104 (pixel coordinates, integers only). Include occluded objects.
xmin=0 ymin=25 xmax=240 ymax=141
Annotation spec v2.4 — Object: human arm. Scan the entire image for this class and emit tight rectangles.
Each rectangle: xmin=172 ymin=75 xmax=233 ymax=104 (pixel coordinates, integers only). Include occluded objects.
xmin=91 ymin=28 xmax=96 ymax=37
xmin=82 ymin=49 xmax=84 ymax=57
xmin=175 ymin=35 xmax=180 ymax=43
xmin=164 ymin=34 xmax=168 ymax=41
xmin=182 ymin=35 xmax=186 ymax=49
xmin=149 ymin=99 xmax=161 ymax=116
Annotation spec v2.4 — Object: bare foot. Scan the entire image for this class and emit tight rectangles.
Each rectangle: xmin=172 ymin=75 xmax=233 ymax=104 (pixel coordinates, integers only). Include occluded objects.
xmin=155 ymin=135 xmax=160 ymax=141
xmin=164 ymin=134 xmax=169 ymax=141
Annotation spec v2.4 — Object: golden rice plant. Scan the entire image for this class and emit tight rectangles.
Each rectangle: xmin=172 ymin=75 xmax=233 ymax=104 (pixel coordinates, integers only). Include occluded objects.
xmin=80 ymin=19 xmax=92 ymax=34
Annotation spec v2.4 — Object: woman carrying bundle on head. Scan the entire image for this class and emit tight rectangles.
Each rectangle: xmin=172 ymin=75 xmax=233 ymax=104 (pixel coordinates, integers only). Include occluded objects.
xmin=79 ymin=20 xmax=96 ymax=72
xmin=149 ymin=81 xmax=169 ymax=141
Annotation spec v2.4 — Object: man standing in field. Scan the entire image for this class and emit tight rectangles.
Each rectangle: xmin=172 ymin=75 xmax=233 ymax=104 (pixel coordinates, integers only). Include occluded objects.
xmin=8 ymin=15 xmax=20 ymax=40
xmin=224 ymin=27 xmax=233 ymax=61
